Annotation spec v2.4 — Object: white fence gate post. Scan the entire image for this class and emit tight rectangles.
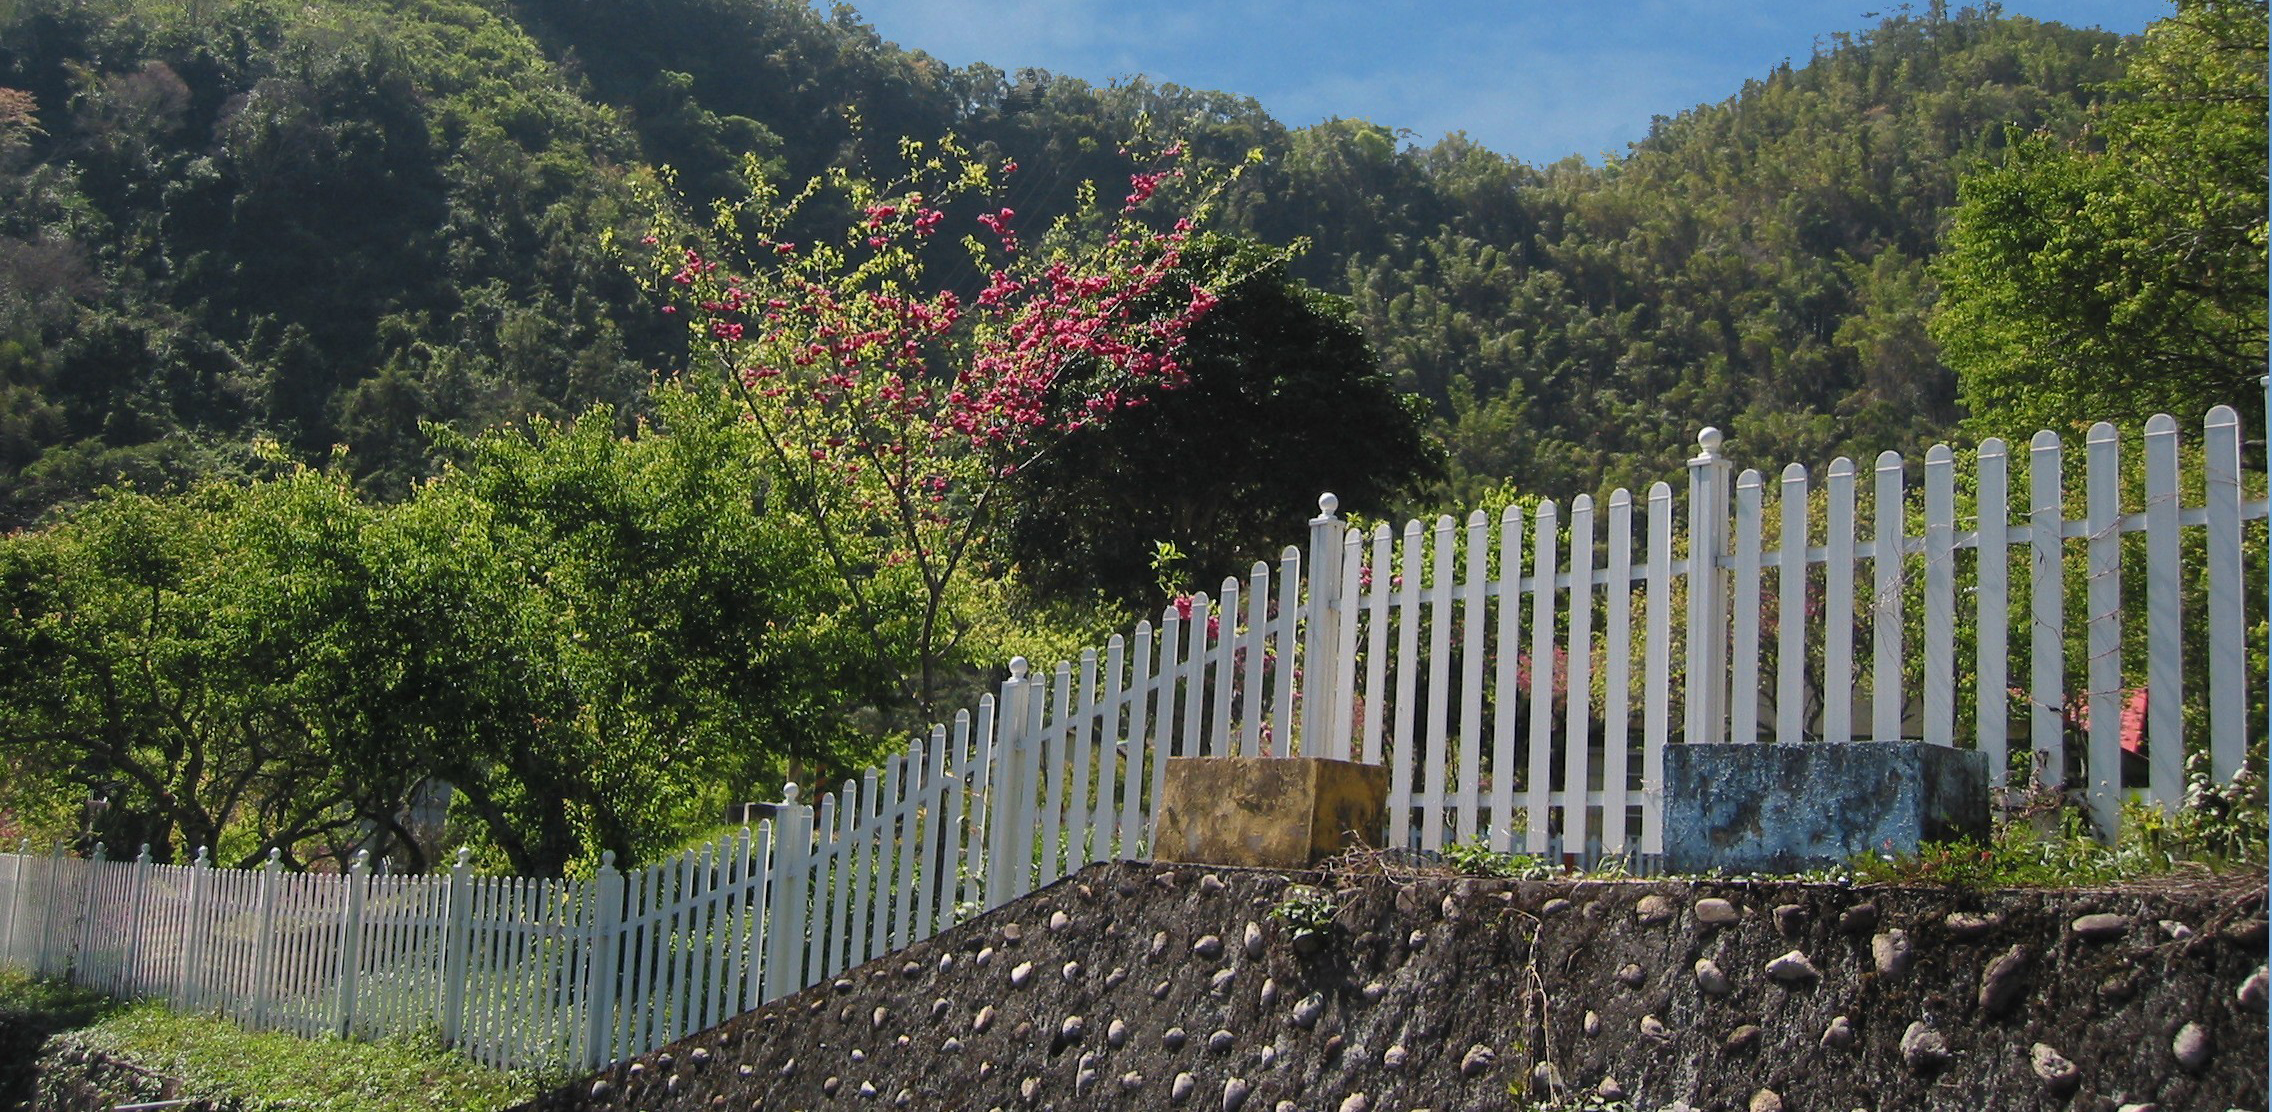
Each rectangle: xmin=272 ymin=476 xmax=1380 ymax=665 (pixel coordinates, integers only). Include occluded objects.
xmin=123 ymin=845 xmax=151 ymax=997
xmin=175 ymin=847 xmax=209 ymax=1010
xmin=986 ymin=658 xmax=1035 ymax=908
xmin=0 ymin=841 xmax=23 ymax=968
xmin=1684 ymin=428 xmax=1733 ymax=745
xmin=1302 ymin=493 xmax=1343 ymax=756
xmin=582 ymin=851 xmax=623 ymax=1068
xmin=439 ymin=848 xmax=473 ymax=1047
xmin=69 ymin=842 xmax=102 ymax=983
xmin=336 ymin=849 xmax=369 ymax=1037
xmin=762 ymin=787 xmax=813 ymax=1004
xmin=252 ymin=849 xmax=282 ymax=1029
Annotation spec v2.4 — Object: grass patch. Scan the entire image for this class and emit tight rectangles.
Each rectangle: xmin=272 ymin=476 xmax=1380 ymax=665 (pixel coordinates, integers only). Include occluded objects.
xmin=0 ymin=968 xmax=117 ymax=1028
xmin=34 ymin=995 xmax=537 ymax=1112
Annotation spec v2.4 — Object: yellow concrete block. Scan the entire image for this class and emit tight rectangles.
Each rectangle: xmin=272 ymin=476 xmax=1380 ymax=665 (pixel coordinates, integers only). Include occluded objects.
xmin=1153 ymin=757 xmax=1389 ymax=868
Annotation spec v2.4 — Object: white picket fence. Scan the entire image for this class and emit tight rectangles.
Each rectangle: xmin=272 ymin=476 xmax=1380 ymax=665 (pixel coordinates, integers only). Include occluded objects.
xmin=2 ymin=399 xmax=2265 ymax=1070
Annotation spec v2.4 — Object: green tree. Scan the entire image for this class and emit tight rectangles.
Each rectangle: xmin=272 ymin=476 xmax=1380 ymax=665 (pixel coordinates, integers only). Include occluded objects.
xmin=1933 ymin=0 xmax=2269 ymax=435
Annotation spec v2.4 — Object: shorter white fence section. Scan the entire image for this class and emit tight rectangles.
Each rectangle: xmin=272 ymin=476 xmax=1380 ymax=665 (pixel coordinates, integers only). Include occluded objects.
xmin=1 ymin=399 xmax=2265 ymax=1071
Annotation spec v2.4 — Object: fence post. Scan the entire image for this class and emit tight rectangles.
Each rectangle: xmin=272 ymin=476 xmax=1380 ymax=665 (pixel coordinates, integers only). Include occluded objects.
xmin=123 ymin=845 xmax=151 ymax=997
xmin=1302 ymin=493 xmax=1344 ymax=757
xmin=985 ymin=658 xmax=1034 ymax=909
xmin=582 ymin=851 xmax=624 ymax=1068
xmin=439 ymin=848 xmax=472 ymax=1048
xmin=335 ymin=849 xmax=369 ymax=1038
xmin=761 ymin=786 xmax=814 ymax=1005
xmin=175 ymin=847 xmax=209 ymax=1011
xmin=68 ymin=842 xmax=102 ymax=984
xmin=249 ymin=848 xmax=282 ymax=1028
xmin=1684 ymin=428 xmax=1733 ymax=746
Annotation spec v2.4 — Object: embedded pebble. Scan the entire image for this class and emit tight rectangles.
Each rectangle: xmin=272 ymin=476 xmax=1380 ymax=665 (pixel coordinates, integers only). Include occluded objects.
xmin=2238 ymin=966 xmax=2268 ymax=1007
xmin=1694 ymin=958 xmax=1731 ymax=994
xmin=1152 ymin=931 xmax=1172 ymax=959
xmin=1010 ymin=961 xmax=1034 ymax=988
xmin=2172 ymin=1021 xmax=2210 ymax=1070
xmin=1901 ymin=1021 xmax=1951 ymax=1072
xmin=1838 ymin=902 xmax=1879 ymax=934
xmin=1748 ymin=1089 xmax=1783 ymax=1112
xmin=1821 ymin=1015 xmax=1855 ymax=1049
xmin=1064 ymin=961 xmax=1084 ymax=983
xmin=1765 ymin=949 xmax=1820 ymax=984
xmin=1105 ymin=966 xmax=1128 ymax=990
xmin=1258 ymin=1045 xmax=1276 ymax=1070
xmin=1596 ymin=1076 xmax=1626 ymax=1101
xmin=1153 ymin=980 xmax=1173 ymax=1000
xmin=1001 ymin=922 xmax=1023 ymax=943
xmin=1459 ymin=1044 xmax=1496 ymax=1076
xmin=941 ymin=1037 xmax=963 ymax=1054
xmin=1108 ymin=1018 xmax=1129 ymax=1048
xmin=1258 ymin=978 xmax=1278 ymax=1009
xmin=589 ymin=1081 xmax=612 ymax=1099
xmin=1772 ymin=903 xmax=1807 ymax=936
xmin=1407 ymin=929 xmax=1428 ymax=951
xmin=1694 ymin=897 xmax=1739 ymax=925
xmin=1121 ymin=1072 xmax=1144 ymax=1092
xmin=973 ymin=1006 xmax=996 ymax=1033
xmin=1382 ymin=1045 xmax=1409 ymax=1069
xmin=833 ymin=978 xmax=855 ymax=995
xmin=895 ymin=1089 xmax=912 ymax=1108
xmin=1338 ymin=1095 xmax=1370 ymax=1112
xmin=901 ymin=959 xmax=922 ymax=979
xmin=1724 ymin=1024 xmax=1761 ymax=1052
xmin=1221 ymin=1077 xmax=1250 ymax=1112
xmin=689 ymin=1047 xmax=711 ymax=1066
xmin=1019 ymin=1077 xmax=1038 ymax=1101
xmin=1050 ymin=910 xmax=1072 ymax=932
xmin=1208 ymin=1029 xmax=1235 ymax=1053
xmin=858 ymin=1081 xmax=877 ymax=1100
xmin=2071 ymin=913 xmax=2131 ymax=941
xmin=2160 ymin=919 xmax=2194 ymax=940
xmin=1060 ymin=1015 xmax=1086 ymax=1043
xmin=849 ymin=1049 xmax=866 ymax=1063
xmin=1163 ymin=1026 xmax=1188 ymax=1050
xmin=1979 ymin=945 xmax=2030 ymax=1015
xmin=1636 ymin=894 xmax=1675 ymax=924
xmin=1211 ymin=968 xmax=1238 ymax=996
xmin=823 ymin=1077 xmax=841 ymax=1097
xmin=1944 ymin=911 xmax=2002 ymax=938
xmin=1640 ymin=1014 xmax=1670 ymax=1042
xmin=779 ymin=1058 xmax=797 ymax=1077
xmin=1292 ymin=993 xmax=1326 ymax=1028
xmin=1200 ymin=873 xmax=1227 ymax=895
xmin=1172 ymin=1072 xmax=1197 ymax=1104
xmin=931 ymin=997 xmax=950 ymax=1021
xmin=939 ymin=953 xmax=957 ymax=975
xmin=1244 ymin=921 xmax=1265 ymax=958
xmin=1076 ymin=1068 xmax=1099 ymax=1094
xmin=1362 ymin=980 xmax=1389 ymax=1003
xmin=1582 ymin=1010 xmax=1600 ymax=1037
xmin=976 ymin=946 xmax=995 ymax=967
xmin=737 ymin=1064 xmax=754 ymax=1078
xmin=1541 ymin=898 xmax=1572 ymax=916
xmin=1194 ymin=935 xmax=1225 ymax=959
xmin=2117 ymin=1105 xmax=2161 ymax=1112
xmin=1615 ymin=963 xmax=1647 ymax=987
xmin=1873 ymin=929 xmax=1913 ymax=975
xmin=2030 ymin=1042 xmax=2080 ymax=1094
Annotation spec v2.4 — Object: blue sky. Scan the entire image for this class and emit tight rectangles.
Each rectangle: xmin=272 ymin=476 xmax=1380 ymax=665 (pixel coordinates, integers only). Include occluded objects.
xmin=832 ymin=1 xmax=2174 ymax=165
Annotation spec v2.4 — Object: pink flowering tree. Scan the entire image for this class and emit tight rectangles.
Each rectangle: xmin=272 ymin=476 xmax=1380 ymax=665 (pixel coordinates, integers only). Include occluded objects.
xmin=636 ymin=137 xmax=1240 ymax=718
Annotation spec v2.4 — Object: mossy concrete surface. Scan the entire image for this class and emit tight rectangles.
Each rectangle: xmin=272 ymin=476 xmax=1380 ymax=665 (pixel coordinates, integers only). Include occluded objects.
xmin=1155 ymin=757 xmax=1390 ymax=868
xmin=522 ymin=862 xmax=2268 ymax=1112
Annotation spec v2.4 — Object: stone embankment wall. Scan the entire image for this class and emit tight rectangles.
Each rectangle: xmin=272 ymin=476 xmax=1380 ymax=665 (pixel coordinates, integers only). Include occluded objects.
xmin=527 ymin=861 xmax=2267 ymax=1112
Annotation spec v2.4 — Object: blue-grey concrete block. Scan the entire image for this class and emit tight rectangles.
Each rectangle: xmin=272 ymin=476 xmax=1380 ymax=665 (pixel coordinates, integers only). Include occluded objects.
xmin=1663 ymin=742 xmax=1989 ymax=874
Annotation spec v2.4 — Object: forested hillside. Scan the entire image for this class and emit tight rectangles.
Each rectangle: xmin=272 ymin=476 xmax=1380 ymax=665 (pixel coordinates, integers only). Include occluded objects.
xmin=0 ymin=0 xmax=2203 ymax=530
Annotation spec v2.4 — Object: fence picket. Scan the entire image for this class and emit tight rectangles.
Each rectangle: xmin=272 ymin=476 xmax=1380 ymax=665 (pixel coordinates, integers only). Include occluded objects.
xmin=2084 ymin=423 xmax=2124 ymax=835
xmin=2030 ymin=430 xmax=2067 ymax=789
xmin=2204 ymin=406 xmax=2245 ymax=779
xmin=1390 ymin=521 xmax=1422 ymax=848
xmin=1777 ymin=464 xmax=1808 ymax=745
xmin=1600 ymin=492 xmax=1633 ymax=856
xmin=1365 ymin=524 xmax=1393 ymax=767
xmin=1976 ymin=439 xmax=2011 ymax=786
xmin=1562 ymin=495 xmax=1597 ymax=859
xmin=1642 ymin=484 xmax=1674 ymax=856
xmin=1523 ymin=502 xmax=1558 ymax=856
xmin=1491 ymin=503 xmax=1525 ymax=853
xmin=2142 ymin=416 xmax=2183 ymax=805
xmin=1872 ymin=451 xmax=1906 ymax=742
xmin=1730 ymin=471 xmax=1763 ymax=744
xmin=1923 ymin=446 xmax=1956 ymax=747
xmin=1824 ymin=459 xmax=1857 ymax=744
xmin=1457 ymin=512 xmax=1489 ymax=845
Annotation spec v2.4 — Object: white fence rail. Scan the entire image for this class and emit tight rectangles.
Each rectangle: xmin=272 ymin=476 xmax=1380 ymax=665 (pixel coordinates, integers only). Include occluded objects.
xmin=3 ymin=400 xmax=2265 ymax=1070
